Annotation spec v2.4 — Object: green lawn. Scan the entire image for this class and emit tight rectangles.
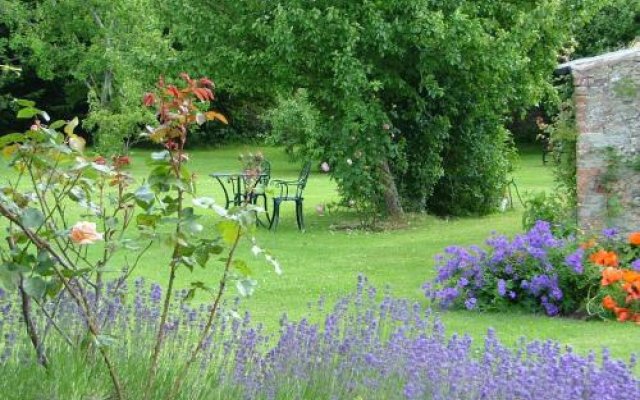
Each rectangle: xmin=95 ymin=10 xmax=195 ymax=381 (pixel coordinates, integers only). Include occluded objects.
xmin=3 ymin=144 xmax=638 ymax=361
xmin=118 ymin=144 xmax=638 ymax=360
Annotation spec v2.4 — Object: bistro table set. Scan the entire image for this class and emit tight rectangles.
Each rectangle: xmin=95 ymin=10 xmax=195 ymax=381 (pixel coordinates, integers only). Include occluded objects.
xmin=209 ymin=160 xmax=311 ymax=231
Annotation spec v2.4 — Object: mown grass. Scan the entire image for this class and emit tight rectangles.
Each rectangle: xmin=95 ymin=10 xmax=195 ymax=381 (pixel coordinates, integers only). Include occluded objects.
xmin=1 ymin=143 xmax=638 ymax=363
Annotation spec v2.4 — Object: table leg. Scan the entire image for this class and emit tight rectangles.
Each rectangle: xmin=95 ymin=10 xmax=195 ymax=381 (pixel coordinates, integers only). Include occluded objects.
xmin=213 ymin=176 xmax=232 ymax=209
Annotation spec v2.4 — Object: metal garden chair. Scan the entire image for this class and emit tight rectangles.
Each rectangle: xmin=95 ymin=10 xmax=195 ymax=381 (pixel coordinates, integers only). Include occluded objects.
xmin=269 ymin=161 xmax=311 ymax=231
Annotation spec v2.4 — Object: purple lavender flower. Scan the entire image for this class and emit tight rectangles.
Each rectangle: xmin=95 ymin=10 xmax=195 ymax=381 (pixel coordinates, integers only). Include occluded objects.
xmin=150 ymin=283 xmax=162 ymax=303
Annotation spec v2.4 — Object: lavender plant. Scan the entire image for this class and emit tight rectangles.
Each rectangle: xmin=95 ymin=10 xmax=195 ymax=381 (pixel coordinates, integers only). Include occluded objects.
xmin=0 ymin=277 xmax=637 ymax=399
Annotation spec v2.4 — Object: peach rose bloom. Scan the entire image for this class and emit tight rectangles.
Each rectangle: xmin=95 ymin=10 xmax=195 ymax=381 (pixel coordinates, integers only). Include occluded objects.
xmin=69 ymin=221 xmax=103 ymax=245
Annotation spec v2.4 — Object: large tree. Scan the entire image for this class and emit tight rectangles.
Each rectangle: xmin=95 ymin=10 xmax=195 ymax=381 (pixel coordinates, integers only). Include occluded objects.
xmin=1 ymin=0 xmax=172 ymax=153
xmin=165 ymin=0 xmax=604 ymax=218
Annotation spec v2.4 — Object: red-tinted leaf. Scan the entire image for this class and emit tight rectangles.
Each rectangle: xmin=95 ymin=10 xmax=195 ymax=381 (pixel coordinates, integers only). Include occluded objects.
xmin=202 ymin=88 xmax=214 ymax=101
xmin=166 ymin=85 xmax=181 ymax=98
xmin=199 ymin=78 xmax=214 ymax=88
xmin=192 ymin=88 xmax=207 ymax=102
xmin=143 ymin=92 xmax=156 ymax=107
xmin=180 ymin=72 xmax=193 ymax=84
xmin=205 ymin=111 xmax=228 ymax=124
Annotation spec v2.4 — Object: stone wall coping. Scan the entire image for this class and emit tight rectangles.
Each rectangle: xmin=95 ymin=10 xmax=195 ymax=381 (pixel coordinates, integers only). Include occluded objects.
xmin=556 ymin=48 xmax=640 ymax=74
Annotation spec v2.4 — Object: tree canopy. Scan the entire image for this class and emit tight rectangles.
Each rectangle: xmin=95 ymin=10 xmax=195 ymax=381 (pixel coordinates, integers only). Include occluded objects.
xmin=1 ymin=0 xmax=629 ymax=217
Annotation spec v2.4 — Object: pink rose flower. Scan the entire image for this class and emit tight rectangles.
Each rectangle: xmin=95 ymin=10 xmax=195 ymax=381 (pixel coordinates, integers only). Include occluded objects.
xmin=320 ymin=162 xmax=330 ymax=172
xmin=69 ymin=221 xmax=103 ymax=245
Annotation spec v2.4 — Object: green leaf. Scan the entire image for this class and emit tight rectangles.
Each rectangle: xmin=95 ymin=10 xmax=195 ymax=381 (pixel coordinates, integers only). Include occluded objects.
xmin=179 ymin=256 xmax=196 ymax=272
xmin=134 ymin=184 xmax=155 ymax=207
xmin=105 ymin=217 xmax=119 ymax=230
xmin=0 ymin=264 xmax=20 ymax=291
xmin=0 ymin=133 xmax=24 ymax=147
xmin=23 ymin=277 xmax=47 ymax=299
xmin=235 ymin=278 xmax=257 ymax=297
xmin=137 ymin=213 xmax=160 ymax=228
xmin=15 ymin=99 xmax=36 ymax=108
xmin=49 ymin=120 xmax=66 ymax=130
xmin=217 ymin=220 xmax=240 ymax=245
xmin=194 ymin=246 xmax=210 ymax=268
xmin=17 ymin=107 xmax=40 ymax=119
xmin=34 ymin=251 xmax=55 ymax=276
xmin=233 ymin=259 xmax=252 ymax=277
xmin=21 ymin=208 xmax=45 ymax=229
xmin=64 ymin=117 xmax=79 ymax=136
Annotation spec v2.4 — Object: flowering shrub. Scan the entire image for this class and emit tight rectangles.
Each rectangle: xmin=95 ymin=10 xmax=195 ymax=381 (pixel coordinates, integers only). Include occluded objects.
xmin=425 ymin=221 xmax=601 ymax=316
xmin=579 ymin=230 xmax=640 ymax=324
xmin=0 ymin=277 xmax=638 ymax=399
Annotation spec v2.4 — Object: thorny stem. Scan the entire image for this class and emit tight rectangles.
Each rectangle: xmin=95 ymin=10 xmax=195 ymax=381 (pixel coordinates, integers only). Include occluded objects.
xmin=5 ymin=234 xmax=49 ymax=368
xmin=144 ymin=146 xmax=186 ymax=400
xmin=18 ymin=273 xmax=49 ymax=368
xmin=166 ymin=227 xmax=241 ymax=399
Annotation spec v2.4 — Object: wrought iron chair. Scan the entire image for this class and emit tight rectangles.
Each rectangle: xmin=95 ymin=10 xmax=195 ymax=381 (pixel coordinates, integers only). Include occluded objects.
xmin=269 ymin=161 xmax=311 ymax=231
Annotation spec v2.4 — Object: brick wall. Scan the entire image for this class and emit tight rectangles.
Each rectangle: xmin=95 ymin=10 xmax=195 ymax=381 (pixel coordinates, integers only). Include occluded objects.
xmin=569 ymin=48 xmax=640 ymax=232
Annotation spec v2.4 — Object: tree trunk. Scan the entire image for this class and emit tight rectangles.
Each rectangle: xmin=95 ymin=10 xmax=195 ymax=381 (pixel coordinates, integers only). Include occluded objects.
xmin=380 ymin=159 xmax=404 ymax=219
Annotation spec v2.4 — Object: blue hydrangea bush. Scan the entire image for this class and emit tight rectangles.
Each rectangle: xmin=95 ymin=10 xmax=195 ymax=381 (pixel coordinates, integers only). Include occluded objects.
xmin=1 ymin=276 xmax=639 ymax=399
xmin=424 ymin=221 xmax=601 ymax=316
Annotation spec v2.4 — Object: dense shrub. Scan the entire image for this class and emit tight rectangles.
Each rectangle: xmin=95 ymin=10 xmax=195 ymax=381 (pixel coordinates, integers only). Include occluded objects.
xmin=1 ymin=277 xmax=639 ymax=399
xmin=573 ymin=0 xmax=640 ymax=58
xmin=163 ymin=0 xmax=606 ymax=218
xmin=522 ymin=191 xmax=576 ymax=237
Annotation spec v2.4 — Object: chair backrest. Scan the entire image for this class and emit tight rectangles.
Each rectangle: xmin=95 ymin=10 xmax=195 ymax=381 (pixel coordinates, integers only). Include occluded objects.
xmin=297 ymin=161 xmax=312 ymax=188
xmin=259 ymin=159 xmax=271 ymax=185
xmin=293 ymin=161 xmax=312 ymax=198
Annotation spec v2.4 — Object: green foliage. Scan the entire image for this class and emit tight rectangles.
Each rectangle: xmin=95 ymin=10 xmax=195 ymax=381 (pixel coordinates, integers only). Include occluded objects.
xmin=165 ymin=0 xmax=606 ymax=218
xmin=522 ymin=191 xmax=577 ymax=237
xmin=573 ymin=0 xmax=640 ymax=57
xmin=529 ymin=76 xmax=578 ymax=232
xmin=265 ymin=89 xmax=323 ymax=162
xmin=3 ymin=0 xmax=172 ymax=154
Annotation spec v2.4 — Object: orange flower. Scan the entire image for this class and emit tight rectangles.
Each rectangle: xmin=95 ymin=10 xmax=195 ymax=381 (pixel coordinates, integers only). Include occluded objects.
xmin=590 ymin=250 xmax=619 ymax=267
xmin=614 ymin=307 xmax=632 ymax=322
xmin=622 ymin=270 xmax=640 ymax=284
xmin=601 ymin=267 xmax=624 ymax=286
xmin=602 ymin=295 xmax=618 ymax=310
xmin=623 ymin=280 xmax=640 ymax=303
xmin=629 ymin=232 xmax=640 ymax=246
xmin=580 ymin=238 xmax=597 ymax=249
xmin=69 ymin=221 xmax=103 ymax=245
